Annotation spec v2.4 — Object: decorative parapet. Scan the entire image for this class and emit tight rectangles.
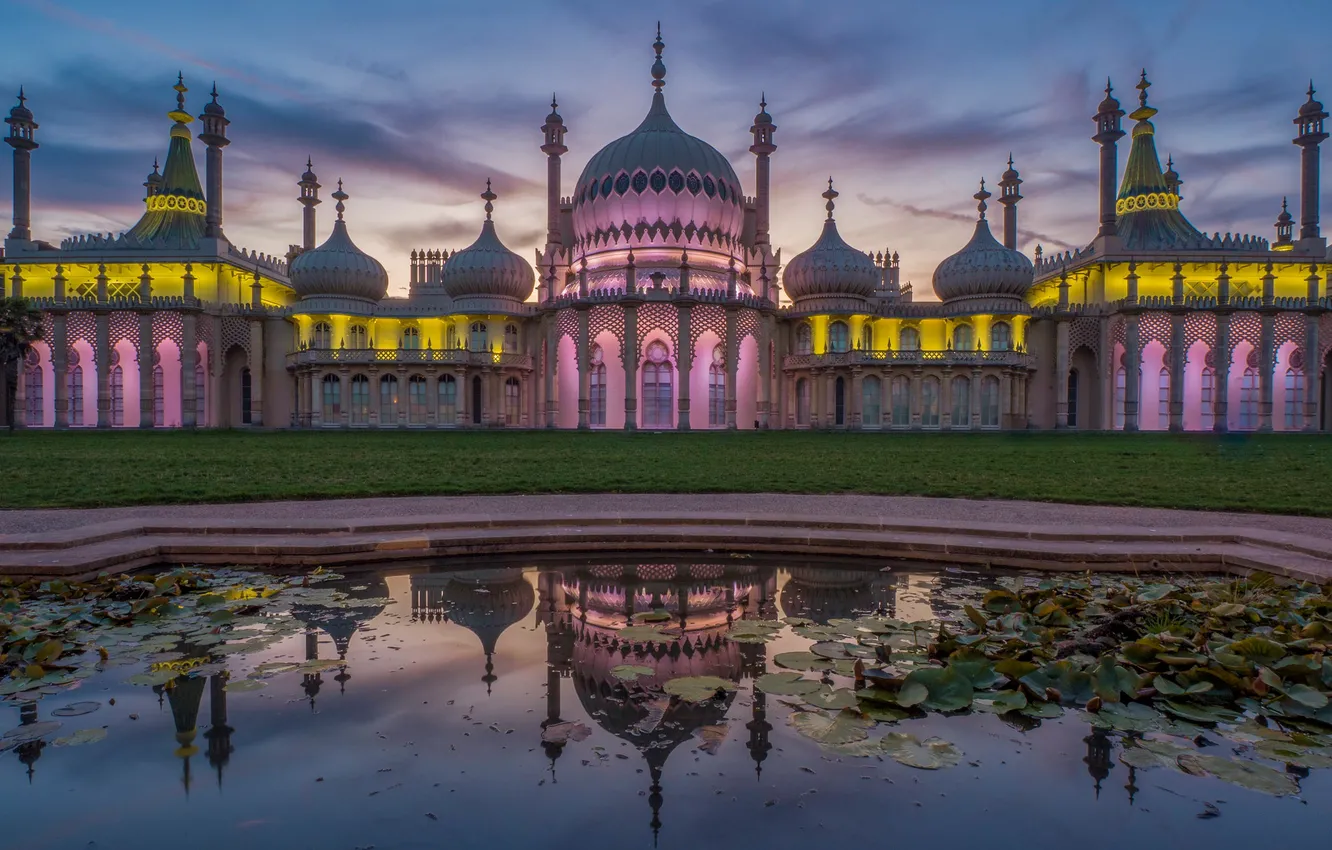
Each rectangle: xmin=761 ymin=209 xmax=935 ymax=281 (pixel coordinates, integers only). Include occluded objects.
xmin=782 ymin=349 xmax=1032 ymax=370
xmin=543 ymin=287 xmax=773 ymax=310
xmin=287 ymin=349 xmax=533 ymax=369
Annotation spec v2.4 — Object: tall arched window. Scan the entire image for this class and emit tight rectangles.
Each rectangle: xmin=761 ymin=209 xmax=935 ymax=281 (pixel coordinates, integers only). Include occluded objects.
xmin=859 ymin=324 xmax=873 ymax=352
xmin=505 ymin=377 xmax=521 ymax=425
xmin=1239 ymin=367 xmax=1259 ymax=429
xmin=795 ymin=323 xmax=813 ymax=355
xmin=862 ymin=375 xmax=881 ymax=427
xmin=899 ymin=327 xmax=920 ymax=352
xmin=351 ymin=374 xmax=370 ymax=424
xmin=1158 ymin=368 xmax=1170 ymax=429
xmin=1067 ymin=369 xmax=1079 ymax=428
xmin=1285 ymin=368 xmax=1305 ymax=429
xmin=322 ymin=374 xmax=341 ymax=421
xmin=469 ymin=322 xmax=488 ymax=352
xmin=642 ymin=342 xmax=673 ymax=428
xmin=402 ymin=326 xmax=421 ymax=350
xmin=921 ymin=376 xmax=940 ymax=427
xmin=68 ymin=365 xmax=84 ymax=427
xmin=1200 ymin=367 xmax=1215 ymax=430
xmin=194 ymin=362 xmax=205 ymax=425
xmin=379 ymin=374 xmax=399 ymax=424
xmin=951 ymin=375 xmax=971 ymax=427
xmin=503 ymin=324 xmax=519 ymax=354
xmin=348 ymin=324 xmax=368 ymax=350
xmin=1113 ymin=367 xmax=1126 ymax=429
xmin=241 ymin=368 xmax=253 ymax=424
xmin=152 ymin=364 xmax=164 ymax=427
xmin=953 ymin=324 xmax=974 ymax=352
xmin=890 ymin=375 xmax=910 ymax=426
xmin=110 ymin=364 xmax=124 ymax=427
xmin=981 ymin=376 xmax=1001 ymax=427
xmin=23 ymin=355 xmax=42 ymax=426
xmin=438 ymin=374 xmax=457 ymax=425
xmin=313 ymin=322 xmax=332 ymax=349
xmin=991 ymin=322 xmax=1012 ymax=352
xmin=708 ymin=345 xmax=726 ymax=427
xmin=796 ymin=377 xmax=810 ymax=426
xmin=589 ymin=345 xmax=607 ymax=427
xmin=446 ymin=324 xmax=460 ymax=350
xmin=828 ymin=321 xmax=850 ymax=354
xmin=408 ymin=375 xmax=428 ymax=424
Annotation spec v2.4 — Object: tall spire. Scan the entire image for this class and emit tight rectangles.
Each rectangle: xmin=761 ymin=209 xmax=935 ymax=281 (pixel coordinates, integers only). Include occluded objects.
xmin=974 ymin=178 xmax=990 ymax=220
xmin=168 ymin=72 xmax=192 ymax=125
xmin=332 ymin=179 xmax=347 ymax=220
xmin=1130 ymin=69 xmax=1157 ymax=123
xmin=482 ymin=178 xmax=496 ymax=220
xmin=823 ymin=177 xmax=838 ymax=219
xmin=651 ymin=22 xmax=666 ymax=92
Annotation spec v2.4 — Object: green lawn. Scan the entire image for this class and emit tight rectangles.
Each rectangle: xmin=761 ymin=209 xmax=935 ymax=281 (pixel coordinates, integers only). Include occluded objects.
xmin=0 ymin=430 xmax=1328 ymax=514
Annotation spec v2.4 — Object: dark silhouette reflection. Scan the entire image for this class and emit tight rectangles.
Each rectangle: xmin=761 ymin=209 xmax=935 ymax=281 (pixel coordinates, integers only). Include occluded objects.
xmin=293 ymin=576 xmax=390 ymax=700
xmin=205 ymin=673 xmax=235 ymax=787
xmin=167 ymin=673 xmax=207 ymax=794
xmin=1084 ymin=728 xmax=1113 ymax=798
xmin=14 ymin=701 xmax=45 ymax=784
xmin=411 ymin=569 xmax=536 ymax=694
xmin=779 ymin=567 xmax=897 ymax=622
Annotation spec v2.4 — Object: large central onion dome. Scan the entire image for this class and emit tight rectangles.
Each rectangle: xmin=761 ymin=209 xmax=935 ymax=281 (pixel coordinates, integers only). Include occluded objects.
xmin=782 ymin=180 xmax=880 ymax=305
xmin=289 ymin=182 xmax=389 ymax=302
xmin=571 ymin=29 xmax=744 ymax=263
xmin=931 ymin=181 xmax=1033 ymax=305
xmin=440 ymin=181 xmax=535 ymax=306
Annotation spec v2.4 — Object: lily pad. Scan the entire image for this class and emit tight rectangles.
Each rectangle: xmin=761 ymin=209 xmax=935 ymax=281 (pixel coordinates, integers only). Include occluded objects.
xmin=880 ymin=733 xmax=962 ymax=769
xmin=1158 ymin=700 xmax=1242 ymax=724
xmin=663 ymin=676 xmax=736 ymax=703
xmin=788 ymin=710 xmax=874 ymax=747
xmin=1178 ymin=752 xmax=1300 ymax=796
xmin=898 ymin=666 xmax=973 ymax=712
xmin=973 ymin=690 xmax=1028 ymax=714
xmin=804 ymin=687 xmax=861 ymax=711
xmin=124 ymin=669 xmax=179 ymax=687
xmin=541 ymin=721 xmax=591 ymax=745
xmin=727 ymin=621 xmax=783 ymax=644
xmin=1083 ymin=701 xmax=1164 ymax=733
xmin=773 ymin=652 xmax=827 ymax=672
xmin=3 ymin=721 xmax=62 ymax=742
xmin=810 ymin=642 xmax=856 ymax=660
xmin=52 ymin=727 xmax=107 ymax=747
xmin=51 ymin=701 xmax=101 ymax=718
xmin=755 ymin=672 xmax=823 ymax=697
xmin=224 ymin=678 xmax=268 ymax=693
xmin=610 ymin=665 xmax=654 ymax=682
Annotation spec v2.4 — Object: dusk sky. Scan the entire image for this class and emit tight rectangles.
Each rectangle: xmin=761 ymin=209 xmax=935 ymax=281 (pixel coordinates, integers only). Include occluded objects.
xmin=3 ymin=0 xmax=1329 ymax=298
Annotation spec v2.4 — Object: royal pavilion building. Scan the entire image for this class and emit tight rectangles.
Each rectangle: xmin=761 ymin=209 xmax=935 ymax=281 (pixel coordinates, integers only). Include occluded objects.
xmin=2 ymin=32 xmax=1329 ymax=432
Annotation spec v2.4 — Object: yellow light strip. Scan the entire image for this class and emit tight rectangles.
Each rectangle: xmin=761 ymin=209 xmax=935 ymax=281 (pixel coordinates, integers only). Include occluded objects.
xmin=1115 ymin=192 xmax=1179 ymax=215
xmin=147 ymin=194 xmax=207 ymax=215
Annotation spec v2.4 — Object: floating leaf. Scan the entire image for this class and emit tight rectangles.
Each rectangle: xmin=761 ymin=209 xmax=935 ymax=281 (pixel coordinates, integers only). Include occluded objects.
xmin=697 ymin=724 xmax=728 ymax=755
xmin=610 ymin=665 xmax=654 ymax=682
xmin=52 ymin=727 xmax=107 ymax=747
xmin=51 ymin=701 xmax=101 ymax=718
xmin=125 ymin=669 xmax=179 ymax=687
xmin=773 ymin=652 xmax=828 ymax=672
xmin=1225 ymin=637 xmax=1286 ymax=666
xmin=224 ymin=678 xmax=267 ymax=693
xmin=663 ymin=676 xmax=736 ymax=703
xmin=755 ymin=672 xmax=823 ymax=697
xmin=727 ymin=621 xmax=783 ymax=644
xmin=899 ymin=666 xmax=973 ymax=712
xmin=3 ymin=721 xmax=62 ymax=742
xmin=1158 ymin=700 xmax=1241 ymax=724
xmin=880 ymin=733 xmax=962 ymax=770
xmin=810 ymin=642 xmax=856 ymax=660
xmin=1083 ymin=701 xmax=1164 ymax=733
xmin=788 ymin=710 xmax=874 ymax=747
xmin=973 ymin=690 xmax=1028 ymax=714
xmin=1252 ymin=740 xmax=1332 ymax=769
xmin=1177 ymin=752 xmax=1300 ymax=796
xmin=541 ymin=721 xmax=591 ymax=745
xmin=804 ymin=687 xmax=860 ymax=711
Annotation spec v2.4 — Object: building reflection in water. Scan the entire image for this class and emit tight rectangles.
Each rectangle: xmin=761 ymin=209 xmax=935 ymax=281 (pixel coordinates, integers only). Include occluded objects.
xmin=411 ymin=568 xmax=536 ymax=694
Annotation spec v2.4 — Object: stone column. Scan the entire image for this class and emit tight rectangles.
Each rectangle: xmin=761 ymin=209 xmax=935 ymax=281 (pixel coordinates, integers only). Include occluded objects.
xmin=576 ymin=308 xmax=590 ymax=429
xmin=849 ymin=369 xmax=863 ymax=429
xmin=1000 ymin=369 xmax=1013 ymax=428
xmin=544 ymin=319 xmax=558 ymax=428
xmin=311 ymin=370 xmax=323 ymax=427
xmin=1054 ymin=319 xmax=1069 ymax=428
xmin=457 ymin=368 xmax=469 ymax=427
xmin=1305 ymin=311 xmax=1321 ymax=431
xmin=1214 ymin=312 xmax=1232 ymax=432
xmin=909 ymin=369 xmax=922 ymax=429
xmin=340 ymin=368 xmax=351 ymax=427
xmin=95 ymin=313 xmax=110 ymax=429
xmin=1098 ymin=317 xmax=1113 ymax=429
xmin=181 ymin=312 xmax=197 ymax=427
xmin=1169 ymin=314 xmax=1185 ymax=431
xmin=970 ymin=367 xmax=982 ymax=428
xmin=624 ymin=303 xmax=639 ymax=430
xmin=1259 ymin=311 xmax=1276 ymax=432
xmin=940 ymin=367 xmax=953 ymax=430
xmin=757 ymin=314 xmax=772 ymax=428
xmin=677 ymin=305 xmax=692 ymax=430
xmin=809 ymin=371 xmax=822 ymax=428
xmin=51 ymin=313 xmax=68 ymax=429
xmin=138 ymin=311 xmax=154 ymax=428
xmin=1123 ymin=314 xmax=1141 ymax=431
xmin=724 ymin=308 xmax=738 ymax=429
xmin=248 ymin=320 xmax=264 ymax=426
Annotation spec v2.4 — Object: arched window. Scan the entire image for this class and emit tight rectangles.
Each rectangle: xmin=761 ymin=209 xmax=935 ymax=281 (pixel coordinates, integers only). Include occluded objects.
xmin=505 ymin=377 xmax=521 ymax=425
xmin=981 ymin=376 xmax=1001 ymax=427
xmin=408 ymin=375 xmax=428 ymax=424
xmin=991 ymin=322 xmax=1012 ymax=352
xmin=834 ymin=376 xmax=846 ymax=425
xmin=241 ymin=368 xmax=253 ymax=425
xmin=469 ymin=322 xmax=488 ymax=352
xmin=796 ymin=377 xmax=811 ymax=426
xmin=890 ymin=376 xmax=910 ymax=426
xmin=312 ymin=322 xmax=332 ymax=349
xmin=348 ymin=324 xmax=368 ymax=350
xmin=951 ymin=375 xmax=971 ymax=427
xmin=589 ymin=345 xmax=607 ymax=427
xmin=152 ymin=364 xmax=164 ymax=427
xmin=1113 ymin=367 xmax=1126 ymax=429
xmin=953 ymin=324 xmax=974 ymax=352
xmin=1067 ymin=369 xmax=1079 ymax=428
xmin=1158 ymin=368 xmax=1170 ymax=429
xmin=503 ymin=324 xmax=519 ymax=354
xmin=68 ymin=365 xmax=84 ymax=427
xmin=351 ymin=374 xmax=370 ymax=424
xmin=379 ymin=374 xmax=399 ymax=424
xmin=438 ymin=374 xmax=457 ymax=424
xmin=402 ymin=326 xmax=421 ymax=350
xmin=1200 ymin=367 xmax=1215 ymax=430
xmin=859 ymin=324 xmax=874 ymax=352
xmin=708 ymin=345 xmax=726 ymax=427
xmin=110 ymin=365 xmax=124 ymax=427
xmin=446 ymin=324 xmax=460 ymax=350
xmin=899 ymin=327 xmax=920 ymax=352
xmin=322 ymin=374 xmax=341 ymax=422
xmin=862 ymin=375 xmax=881 ymax=427
xmin=1239 ymin=367 xmax=1259 ymax=429
xmin=642 ymin=342 xmax=673 ymax=428
xmin=828 ymin=321 xmax=849 ymax=354
xmin=1285 ymin=368 xmax=1305 ymax=429
xmin=795 ymin=323 xmax=812 ymax=355
xmin=23 ymin=352 xmax=42 ymax=426
xmin=920 ymin=376 xmax=940 ymax=427
xmin=194 ymin=362 xmax=205 ymax=425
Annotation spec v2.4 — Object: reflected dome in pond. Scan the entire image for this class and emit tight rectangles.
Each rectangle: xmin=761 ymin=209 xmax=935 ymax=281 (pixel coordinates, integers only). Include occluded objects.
xmin=411 ymin=568 xmax=536 ymax=692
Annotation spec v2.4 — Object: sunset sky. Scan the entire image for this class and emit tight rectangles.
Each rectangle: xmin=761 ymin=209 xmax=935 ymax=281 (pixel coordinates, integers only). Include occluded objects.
xmin=2 ymin=0 xmax=1328 ymax=298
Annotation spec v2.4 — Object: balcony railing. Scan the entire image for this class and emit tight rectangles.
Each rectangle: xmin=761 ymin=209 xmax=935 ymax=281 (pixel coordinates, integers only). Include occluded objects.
xmin=783 ymin=349 xmax=1032 ymax=369
xmin=288 ymin=348 xmax=533 ymax=369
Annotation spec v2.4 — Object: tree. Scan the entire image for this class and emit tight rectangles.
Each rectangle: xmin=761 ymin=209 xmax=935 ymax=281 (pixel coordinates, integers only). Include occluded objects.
xmin=0 ymin=297 xmax=43 ymax=433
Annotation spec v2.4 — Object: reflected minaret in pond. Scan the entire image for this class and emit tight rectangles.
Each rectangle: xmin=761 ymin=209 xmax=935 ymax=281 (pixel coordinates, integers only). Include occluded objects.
xmin=537 ymin=569 xmax=576 ymax=779
xmin=292 ymin=575 xmax=390 ymax=697
xmin=1084 ymin=728 xmax=1113 ymax=798
xmin=166 ymin=673 xmax=208 ymax=795
xmin=205 ymin=672 xmax=235 ymax=788
xmin=14 ymin=701 xmax=45 ymax=783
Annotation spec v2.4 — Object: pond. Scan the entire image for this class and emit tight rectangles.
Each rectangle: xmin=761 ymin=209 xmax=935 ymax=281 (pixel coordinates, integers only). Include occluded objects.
xmin=2 ymin=557 xmax=1329 ymax=849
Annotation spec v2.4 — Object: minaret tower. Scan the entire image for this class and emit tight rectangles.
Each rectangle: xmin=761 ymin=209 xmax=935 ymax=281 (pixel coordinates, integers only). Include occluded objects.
xmin=197 ymin=82 xmax=231 ymax=242
xmin=1092 ymin=79 xmax=1125 ymax=244
xmin=298 ymin=157 xmax=321 ymax=251
xmin=541 ymin=95 xmax=567 ymax=248
xmin=997 ymin=154 xmax=1022 ymax=250
xmin=1293 ymin=82 xmax=1329 ymax=253
xmin=5 ymin=88 xmax=38 ymax=246
xmin=144 ymin=158 xmax=163 ymax=199
xmin=750 ymin=94 xmax=777 ymax=246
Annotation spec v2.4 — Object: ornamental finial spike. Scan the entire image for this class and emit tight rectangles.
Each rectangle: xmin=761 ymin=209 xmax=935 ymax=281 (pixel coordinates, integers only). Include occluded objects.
xmin=651 ymin=23 xmax=666 ymax=91
xmin=16 ymin=86 xmax=25 ymax=107
xmin=168 ymin=73 xmax=192 ymax=124
xmin=822 ymin=177 xmax=838 ymax=219
xmin=332 ymin=179 xmax=347 ymax=220
xmin=482 ymin=178 xmax=496 ymax=219
xmin=974 ymin=178 xmax=991 ymax=219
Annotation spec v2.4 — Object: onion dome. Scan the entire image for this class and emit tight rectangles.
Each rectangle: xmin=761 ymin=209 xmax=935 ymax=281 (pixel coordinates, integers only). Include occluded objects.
xmin=144 ymin=158 xmax=163 ymax=196
xmin=931 ymin=180 xmax=1033 ymax=304
xmin=571 ymin=26 xmax=744 ymax=259
xmin=1299 ymin=82 xmax=1325 ymax=118
xmin=123 ymin=76 xmax=208 ymax=249
xmin=440 ymin=569 xmax=535 ymax=693
xmin=782 ymin=179 xmax=880 ymax=303
xmin=1097 ymin=78 xmax=1121 ymax=115
xmin=288 ymin=181 xmax=389 ymax=302
xmin=301 ymin=157 xmax=317 ymax=184
xmin=8 ymin=87 xmax=33 ymax=122
xmin=753 ymin=93 xmax=773 ymax=127
xmin=440 ymin=181 xmax=535 ymax=303
xmin=202 ymin=83 xmax=225 ymax=116
xmin=1163 ymin=154 xmax=1180 ymax=195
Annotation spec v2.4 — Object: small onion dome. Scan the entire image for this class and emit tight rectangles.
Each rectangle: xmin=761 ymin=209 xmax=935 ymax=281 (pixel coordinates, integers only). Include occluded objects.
xmin=1276 ymin=197 xmax=1294 ymax=229
xmin=301 ymin=156 xmax=318 ymax=184
xmin=782 ymin=179 xmax=880 ymax=302
xmin=1299 ymin=82 xmax=1325 ymax=118
xmin=440 ymin=181 xmax=535 ymax=302
xmin=202 ymin=83 xmax=225 ymax=116
xmin=288 ymin=181 xmax=389 ymax=302
xmin=545 ymin=94 xmax=563 ymax=125
xmin=9 ymin=87 xmax=33 ymax=121
xmin=1001 ymin=156 xmax=1019 ymax=184
xmin=1097 ymin=78 xmax=1121 ymax=114
xmin=145 ymin=159 xmax=164 ymax=192
xmin=753 ymin=93 xmax=773 ymax=126
xmin=931 ymin=180 xmax=1034 ymax=304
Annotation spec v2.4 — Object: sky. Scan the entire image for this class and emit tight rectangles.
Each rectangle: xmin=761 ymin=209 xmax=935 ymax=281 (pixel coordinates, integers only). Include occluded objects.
xmin=1 ymin=0 xmax=1329 ymax=299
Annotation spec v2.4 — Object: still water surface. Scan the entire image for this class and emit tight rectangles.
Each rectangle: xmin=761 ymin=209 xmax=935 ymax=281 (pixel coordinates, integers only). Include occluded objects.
xmin=2 ymin=558 xmax=1326 ymax=849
